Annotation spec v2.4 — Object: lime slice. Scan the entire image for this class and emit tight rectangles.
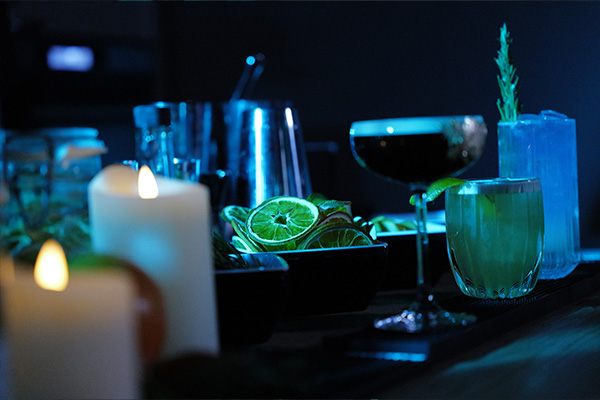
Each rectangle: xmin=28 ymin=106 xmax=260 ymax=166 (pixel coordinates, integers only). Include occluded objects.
xmin=409 ymin=177 xmax=466 ymax=205
xmin=246 ymin=196 xmax=320 ymax=249
xmin=231 ymin=235 xmax=255 ymax=252
xmin=307 ymin=193 xmax=353 ymax=217
xmin=371 ymin=216 xmax=417 ymax=232
xmin=298 ymin=223 xmax=374 ymax=250
xmin=220 ymin=205 xmax=250 ymax=226
xmin=307 ymin=192 xmax=329 ymax=205
xmin=230 ymin=220 xmax=264 ymax=252
xmin=372 ymin=216 xmax=403 ymax=232
xmin=317 ymin=199 xmax=353 ymax=217
xmin=317 ymin=210 xmax=353 ymax=226
xmin=353 ymin=216 xmax=377 ymax=240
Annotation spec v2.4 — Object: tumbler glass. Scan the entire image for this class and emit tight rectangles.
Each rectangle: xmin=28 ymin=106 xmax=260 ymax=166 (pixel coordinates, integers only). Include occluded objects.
xmin=445 ymin=178 xmax=544 ymax=299
xmin=498 ymin=110 xmax=580 ymax=279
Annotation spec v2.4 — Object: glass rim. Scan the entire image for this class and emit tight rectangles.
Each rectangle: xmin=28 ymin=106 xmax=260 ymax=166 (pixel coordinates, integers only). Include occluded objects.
xmin=497 ymin=111 xmax=575 ymax=126
xmin=349 ymin=115 xmax=484 ymax=136
xmin=450 ymin=177 xmax=542 ymax=195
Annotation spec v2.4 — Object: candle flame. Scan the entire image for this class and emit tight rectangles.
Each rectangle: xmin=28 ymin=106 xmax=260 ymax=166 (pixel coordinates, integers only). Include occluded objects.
xmin=138 ymin=165 xmax=159 ymax=199
xmin=34 ymin=239 xmax=69 ymax=291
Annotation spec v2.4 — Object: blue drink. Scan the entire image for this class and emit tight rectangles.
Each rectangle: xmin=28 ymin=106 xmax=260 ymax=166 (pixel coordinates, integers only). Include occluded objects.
xmin=498 ymin=110 xmax=580 ymax=279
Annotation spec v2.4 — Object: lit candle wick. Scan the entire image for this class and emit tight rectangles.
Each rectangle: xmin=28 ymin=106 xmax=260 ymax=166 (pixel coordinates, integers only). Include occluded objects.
xmin=138 ymin=165 xmax=159 ymax=199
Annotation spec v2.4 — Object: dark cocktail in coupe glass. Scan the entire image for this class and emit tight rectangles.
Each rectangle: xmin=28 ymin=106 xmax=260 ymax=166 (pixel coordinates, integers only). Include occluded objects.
xmin=350 ymin=115 xmax=487 ymax=332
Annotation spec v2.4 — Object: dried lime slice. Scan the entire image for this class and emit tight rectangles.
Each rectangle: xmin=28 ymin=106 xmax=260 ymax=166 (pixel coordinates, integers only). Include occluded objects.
xmin=230 ymin=220 xmax=264 ymax=252
xmin=231 ymin=235 xmax=256 ymax=252
xmin=220 ymin=205 xmax=250 ymax=226
xmin=317 ymin=200 xmax=352 ymax=217
xmin=317 ymin=210 xmax=353 ymax=226
xmin=353 ymin=216 xmax=377 ymax=240
xmin=308 ymin=193 xmax=353 ymax=217
xmin=371 ymin=216 xmax=418 ymax=232
xmin=246 ymin=196 xmax=320 ymax=249
xmin=409 ymin=177 xmax=466 ymax=205
xmin=298 ymin=223 xmax=374 ymax=250
xmin=307 ymin=192 xmax=329 ymax=205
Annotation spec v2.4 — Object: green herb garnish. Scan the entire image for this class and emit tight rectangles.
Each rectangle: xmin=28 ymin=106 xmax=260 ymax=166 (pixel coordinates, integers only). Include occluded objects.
xmin=1 ymin=212 xmax=92 ymax=264
xmin=212 ymin=231 xmax=252 ymax=270
xmin=495 ymin=23 xmax=521 ymax=122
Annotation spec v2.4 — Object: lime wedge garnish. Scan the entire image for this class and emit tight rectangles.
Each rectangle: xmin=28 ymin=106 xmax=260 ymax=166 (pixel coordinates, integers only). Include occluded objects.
xmin=298 ymin=223 xmax=374 ymax=250
xmin=409 ymin=177 xmax=466 ymax=205
xmin=246 ymin=196 xmax=321 ymax=249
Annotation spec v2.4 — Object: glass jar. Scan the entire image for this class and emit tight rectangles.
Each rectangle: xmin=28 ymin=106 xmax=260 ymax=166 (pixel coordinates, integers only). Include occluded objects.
xmin=0 ymin=127 xmax=105 ymax=261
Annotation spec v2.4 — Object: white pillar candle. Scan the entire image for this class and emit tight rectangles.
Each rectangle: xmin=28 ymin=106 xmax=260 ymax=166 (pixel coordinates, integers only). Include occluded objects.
xmin=88 ymin=164 xmax=219 ymax=358
xmin=0 ymin=243 xmax=139 ymax=399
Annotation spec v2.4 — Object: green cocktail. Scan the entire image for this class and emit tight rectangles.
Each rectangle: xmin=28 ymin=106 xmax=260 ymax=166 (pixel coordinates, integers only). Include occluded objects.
xmin=445 ymin=178 xmax=544 ymax=299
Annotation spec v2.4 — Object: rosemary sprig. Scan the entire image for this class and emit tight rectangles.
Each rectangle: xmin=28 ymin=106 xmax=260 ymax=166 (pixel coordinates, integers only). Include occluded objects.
xmin=495 ymin=23 xmax=521 ymax=122
xmin=212 ymin=231 xmax=252 ymax=270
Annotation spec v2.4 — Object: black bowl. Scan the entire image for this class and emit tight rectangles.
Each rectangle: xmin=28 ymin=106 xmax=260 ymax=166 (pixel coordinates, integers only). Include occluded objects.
xmin=269 ymin=243 xmax=388 ymax=316
xmin=376 ymin=222 xmax=449 ymax=290
xmin=215 ymin=253 xmax=289 ymax=346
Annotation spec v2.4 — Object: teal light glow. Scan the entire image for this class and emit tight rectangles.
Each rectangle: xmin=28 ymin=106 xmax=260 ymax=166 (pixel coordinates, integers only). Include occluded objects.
xmin=254 ymin=108 xmax=265 ymax=205
xmin=347 ymin=350 xmax=427 ymax=363
xmin=246 ymin=55 xmax=256 ymax=66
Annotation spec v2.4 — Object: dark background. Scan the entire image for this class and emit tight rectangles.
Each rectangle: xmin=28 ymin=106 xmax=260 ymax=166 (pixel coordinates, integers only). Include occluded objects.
xmin=1 ymin=1 xmax=599 ymax=247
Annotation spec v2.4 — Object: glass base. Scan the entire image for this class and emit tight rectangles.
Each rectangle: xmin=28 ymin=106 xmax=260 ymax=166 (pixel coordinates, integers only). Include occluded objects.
xmin=538 ymin=260 xmax=580 ymax=280
xmin=374 ymin=301 xmax=476 ymax=333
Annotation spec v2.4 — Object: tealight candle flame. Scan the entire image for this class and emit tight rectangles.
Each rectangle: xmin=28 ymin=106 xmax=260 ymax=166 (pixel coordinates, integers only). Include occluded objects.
xmin=34 ymin=239 xmax=69 ymax=291
xmin=138 ymin=165 xmax=159 ymax=199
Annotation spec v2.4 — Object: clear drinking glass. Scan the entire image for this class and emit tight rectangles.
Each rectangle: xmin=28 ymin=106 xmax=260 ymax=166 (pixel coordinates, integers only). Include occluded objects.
xmin=133 ymin=102 xmax=179 ymax=178
xmin=498 ymin=110 xmax=580 ymax=279
xmin=445 ymin=178 xmax=544 ymax=299
xmin=350 ymin=115 xmax=487 ymax=332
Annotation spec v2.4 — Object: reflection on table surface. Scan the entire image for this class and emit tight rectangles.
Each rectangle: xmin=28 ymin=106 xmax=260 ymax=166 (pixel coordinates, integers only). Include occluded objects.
xmin=376 ymin=283 xmax=600 ymax=399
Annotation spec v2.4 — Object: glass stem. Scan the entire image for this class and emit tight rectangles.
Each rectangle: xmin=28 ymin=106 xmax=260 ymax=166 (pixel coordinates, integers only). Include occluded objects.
xmin=413 ymin=190 xmax=432 ymax=305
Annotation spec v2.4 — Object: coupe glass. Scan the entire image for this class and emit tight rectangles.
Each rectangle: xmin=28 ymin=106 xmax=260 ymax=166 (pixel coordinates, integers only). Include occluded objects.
xmin=349 ymin=115 xmax=487 ymax=332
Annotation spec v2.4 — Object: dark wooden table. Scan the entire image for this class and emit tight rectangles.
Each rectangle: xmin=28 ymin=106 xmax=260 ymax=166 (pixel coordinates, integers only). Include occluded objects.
xmin=146 ymin=251 xmax=600 ymax=399
xmin=376 ymin=288 xmax=600 ymax=399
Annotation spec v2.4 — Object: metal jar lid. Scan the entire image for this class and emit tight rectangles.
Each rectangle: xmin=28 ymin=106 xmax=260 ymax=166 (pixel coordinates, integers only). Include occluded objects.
xmin=452 ymin=177 xmax=542 ymax=195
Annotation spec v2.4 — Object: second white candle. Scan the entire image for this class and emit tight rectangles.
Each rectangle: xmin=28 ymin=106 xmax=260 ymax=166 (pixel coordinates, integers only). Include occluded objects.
xmin=88 ymin=164 xmax=219 ymax=358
